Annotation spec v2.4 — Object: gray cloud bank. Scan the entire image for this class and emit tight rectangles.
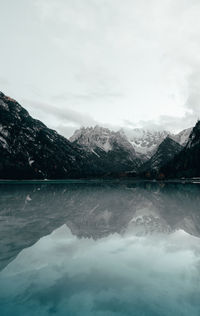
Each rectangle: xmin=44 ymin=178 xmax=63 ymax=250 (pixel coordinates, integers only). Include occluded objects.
xmin=23 ymin=99 xmax=98 ymax=137
xmin=1 ymin=0 xmax=200 ymax=135
xmin=23 ymin=91 xmax=200 ymax=139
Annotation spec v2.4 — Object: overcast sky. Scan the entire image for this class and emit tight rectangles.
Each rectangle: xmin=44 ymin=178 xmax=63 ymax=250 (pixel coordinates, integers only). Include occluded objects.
xmin=1 ymin=0 xmax=200 ymax=137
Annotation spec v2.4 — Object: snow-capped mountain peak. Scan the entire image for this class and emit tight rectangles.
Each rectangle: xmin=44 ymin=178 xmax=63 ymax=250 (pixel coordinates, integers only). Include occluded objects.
xmin=70 ymin=125 xmax=136 ymax=154
xmin=120 ymin=128 xmax=170 ymax=159
xmin=171 ymin=127 xmax=193 ymax=147
xmin=70 ymin=126 xmax=192 ymax=163
xmin=139 ymin=136 xmax=183 ymax=175
xmin=120 ymin=127 xmax=192 ymax=161
xmin=69 ymin=125 xmax=142 ymax=173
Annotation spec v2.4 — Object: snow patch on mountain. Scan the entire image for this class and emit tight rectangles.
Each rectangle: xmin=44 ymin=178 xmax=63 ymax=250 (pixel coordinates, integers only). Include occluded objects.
xmin=70 ymin=126 xmax=192 ymax=163
xmin=171 ymin=127 xmax=192 ymax=147
xmin=120 ymin=127 xmax=192 ymax=160
xmin=70 ymin=126 xmax=136 ymax=154
xmin=120 ymin=128 xmax=169 ymax=159
xmin=139 ymin=136 xmax=183 ymax=175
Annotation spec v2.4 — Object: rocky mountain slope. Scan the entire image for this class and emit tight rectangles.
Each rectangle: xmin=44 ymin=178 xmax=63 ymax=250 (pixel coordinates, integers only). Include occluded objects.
xmin=120 ymin=128 xmax=170 ymax=160
xmin=0 ymin=91 xmax=96 ymax=179
xmin=120 ymin=127 xmax=192 ymax=161
xmin=0 ymin=91 xmax=197 ymax=179
xmin=160 ymin=121 xmax=200 ymax=178
xmin=0 ymin=92 xmax=141 ymax=179
xmin=171 ymin=127 xmax=192 ymax=147
xmin=139 ymin=136 xmax=183 ymax=178
xmin=70 ymin=126 xmax=141 ymax=175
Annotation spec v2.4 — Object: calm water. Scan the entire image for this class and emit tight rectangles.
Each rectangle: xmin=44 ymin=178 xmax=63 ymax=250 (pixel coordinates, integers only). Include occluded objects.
xmin=0 ymin=180 xmax=200 ymax=316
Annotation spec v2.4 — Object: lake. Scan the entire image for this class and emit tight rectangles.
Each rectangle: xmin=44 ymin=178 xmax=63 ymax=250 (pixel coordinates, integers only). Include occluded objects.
xmin=0 ymin=180 xmax=200 ymax=316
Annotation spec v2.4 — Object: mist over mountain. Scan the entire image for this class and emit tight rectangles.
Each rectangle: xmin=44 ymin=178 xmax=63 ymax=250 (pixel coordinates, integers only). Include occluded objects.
xmin=119 ymin=128 xmax=170 ymax=160
xmin=170 ymin=127 xmax=193 ymax=147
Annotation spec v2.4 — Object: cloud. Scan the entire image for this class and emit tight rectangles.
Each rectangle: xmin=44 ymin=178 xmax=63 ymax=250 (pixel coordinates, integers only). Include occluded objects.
xmin=22 ymin=99 xmax=98 ymax=137
xmin=2 ymin=224 xmax=200 ymax=316
xmin=132 ymin=71 xmax=200 ymax=132
xmin=2 ymin=0 xmax=200 ymax=133
xmin=185 ymin=72 xmax=200 ymax=116
xmin=137 ymin=115 xmax=191 ymax=132
xmin=24 ymin=100 xmax=97 ymax=125
xmin=0 ymin=77 xmax=10 ymax=85
xmin=135 ymin=111 xmax=198 ymax=133
xmin=51 ymin=91 xmax=123 ymax=102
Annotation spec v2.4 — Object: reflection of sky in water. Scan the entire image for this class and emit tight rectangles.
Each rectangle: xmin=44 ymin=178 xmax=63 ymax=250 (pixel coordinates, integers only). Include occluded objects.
xmin=1 ymin=224 xmax=200 ymax=316
xmin=1 ymin=182 xmax=200 ymax=316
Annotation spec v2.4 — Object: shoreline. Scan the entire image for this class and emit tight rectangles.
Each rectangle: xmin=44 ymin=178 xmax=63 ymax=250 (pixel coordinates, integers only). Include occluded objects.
xmin=0 ymin=178 xmax=200 ymax=184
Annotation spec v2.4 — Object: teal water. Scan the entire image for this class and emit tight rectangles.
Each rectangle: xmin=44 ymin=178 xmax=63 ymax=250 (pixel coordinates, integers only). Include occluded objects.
xmin=0 ymin=181 xmax=200 ymax=315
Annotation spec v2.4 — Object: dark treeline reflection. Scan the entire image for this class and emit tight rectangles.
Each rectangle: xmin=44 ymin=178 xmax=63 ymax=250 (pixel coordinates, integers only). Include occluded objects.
xmin=0 ymin=181 xmax=200 ymax=270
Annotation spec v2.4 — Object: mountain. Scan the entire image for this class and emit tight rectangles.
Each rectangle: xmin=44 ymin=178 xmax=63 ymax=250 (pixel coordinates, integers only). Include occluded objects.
xmin=120 ymin=128 xmax=170 ymax=160
xmin=0 ymin=90 xmax=195 ymax=179
xmin=0 ymin=92 xmax=141 ymax=179
xmin=139 ymin=136 xmax=183 ymax=178
xmin=171 ymin=127 xmax=192 ymax=146
xmin=0 ymin=91 xmax=94 ymax=179
xmin=70 ymin=126 xmax=141 ymax=175
xmin=160 ymin=121 xmax=200 ymax=178
xmin=120 ymin=127 xmax=192 ymax=161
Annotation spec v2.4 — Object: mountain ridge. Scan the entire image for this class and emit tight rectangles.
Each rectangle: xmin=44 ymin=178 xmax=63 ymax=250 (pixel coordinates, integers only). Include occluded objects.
xmin=0 ymin=91 xmax=198 ymax=179
xmin=0 ymin=92 xmax=141 ymax=179
xmin=0 ymin=91 xmax=94 ymax=179
xmin=139 ymin=136 xmax=183 ymax=178
xmin=69 ymin=125 xmax=141 ymax=174
xmin=119 ymin=128 xmax=170 ymax=160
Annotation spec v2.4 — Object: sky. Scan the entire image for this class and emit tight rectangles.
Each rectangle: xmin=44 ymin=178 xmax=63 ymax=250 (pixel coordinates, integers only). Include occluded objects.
xmin=1 ymin=0 xmax=200 ymax=137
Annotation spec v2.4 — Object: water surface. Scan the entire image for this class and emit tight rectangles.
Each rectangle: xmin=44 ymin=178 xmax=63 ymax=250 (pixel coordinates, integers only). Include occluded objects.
xmin=0 ymin=181 xmax=200 ymax=316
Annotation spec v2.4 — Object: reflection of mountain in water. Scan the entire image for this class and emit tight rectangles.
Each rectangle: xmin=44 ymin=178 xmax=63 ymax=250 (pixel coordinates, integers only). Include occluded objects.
xmin=0 ymin=181 xmax=200 ymax=270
